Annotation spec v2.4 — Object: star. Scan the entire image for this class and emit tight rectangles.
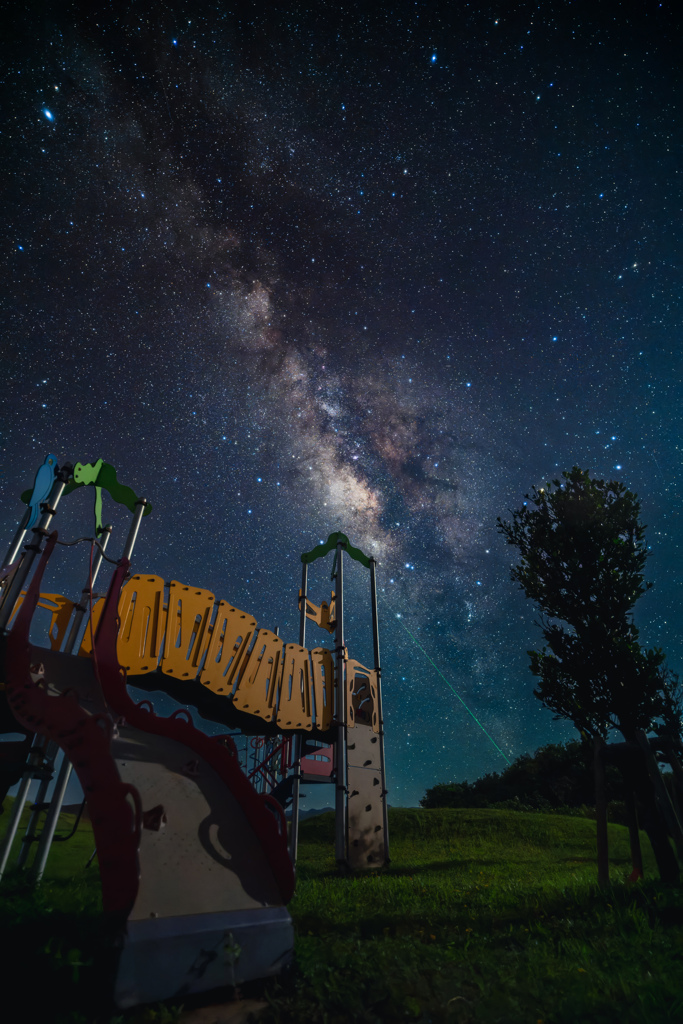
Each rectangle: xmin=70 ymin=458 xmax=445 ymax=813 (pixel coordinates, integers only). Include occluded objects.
xmin=1 ymin=1 xmax=679 ymax=810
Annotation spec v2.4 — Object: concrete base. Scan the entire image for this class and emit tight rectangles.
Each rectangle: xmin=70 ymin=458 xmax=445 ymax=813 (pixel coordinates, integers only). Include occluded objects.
xmin=114 ymin=906 xmax=293 ymax=1009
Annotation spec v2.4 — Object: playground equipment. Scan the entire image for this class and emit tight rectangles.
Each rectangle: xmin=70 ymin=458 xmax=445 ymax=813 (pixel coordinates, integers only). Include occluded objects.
xmin=0 ymin=456 xmax=389 ymax=1008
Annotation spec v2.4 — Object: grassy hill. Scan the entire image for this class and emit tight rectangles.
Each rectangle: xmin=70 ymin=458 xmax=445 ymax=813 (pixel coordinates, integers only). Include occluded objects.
xmin=1 ymin=803 xmax=682 ymax=1022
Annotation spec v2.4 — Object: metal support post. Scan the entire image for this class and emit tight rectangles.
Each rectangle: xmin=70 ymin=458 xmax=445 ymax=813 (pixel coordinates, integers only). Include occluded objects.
xmin=62 ymin=524 xmax=113 ymax=655
xmin=0 ymin=465 xmax=72 ymax=630
xmin=288 ymin=563 xmax=307 ymax=864
xmin=121 ymin=499 xmax=148 ymax=565
xmin=370 ymin=558 xmax=390 ymax=862
xmin=15 ymin=739 xmax=60 ymax=869
xmin=18 ymin=523 xmax=114 ymax=877
xmin=0 ymin=737 xmax=50 ymax=880
xmin=334 ymin=541 xmax=347 ymax=868
xmin=31 ymin=750 xmax=73 ymax=883
xmin=0 ymin=775 xmax=34 ymax=880
xmin=2 ymin=506 xmax=30 ymax=569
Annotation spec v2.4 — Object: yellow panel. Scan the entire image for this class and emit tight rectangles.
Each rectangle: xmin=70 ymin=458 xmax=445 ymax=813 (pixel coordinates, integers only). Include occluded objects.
xmin=43 ymin=594 xmax=76 ymax=651
xmin=276 ymin=644 xmax=312 ymax=731
xmin=78 ymin=597 xmax=105 ymax=657
xmin=9 ymin=592 xmax=76 ymax=651
xmin=232 ymin=628 xmax=282 ymax=723
xmin=161 ymin=580 xmax=215 ymax=680
xmin=199 ymin=600 xmax=257 ymax=695
xmin=117 ymin=575 xmax=166 ymax=673
xmin=298 ymin=590 xmax=336 ymax=634
xmin=368 ymin=670 xmax=380 ymax=734
xmin=346 ymin=659 xmax=379 ymax=732
xmin=7 ymin=591 xmax=28 ymax=626
xmin=310 ymin=647 xmax=335 ymax=731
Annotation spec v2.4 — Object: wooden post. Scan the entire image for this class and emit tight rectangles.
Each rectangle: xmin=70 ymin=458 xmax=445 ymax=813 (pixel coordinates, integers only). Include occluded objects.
xmin=594 ymin=736 xmax=609 ymax=888
xmin=624 ymin=788 xmax=643 ymax=882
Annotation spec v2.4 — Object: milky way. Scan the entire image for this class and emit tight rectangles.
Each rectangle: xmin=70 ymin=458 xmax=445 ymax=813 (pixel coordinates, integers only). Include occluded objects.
xmin=2 ymin=3 xmax=682 ymax=804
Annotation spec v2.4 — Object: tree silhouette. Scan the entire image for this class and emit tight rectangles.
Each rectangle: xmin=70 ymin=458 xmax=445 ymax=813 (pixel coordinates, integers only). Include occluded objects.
xmin=497 ymin=466 xmax=680 ymax=742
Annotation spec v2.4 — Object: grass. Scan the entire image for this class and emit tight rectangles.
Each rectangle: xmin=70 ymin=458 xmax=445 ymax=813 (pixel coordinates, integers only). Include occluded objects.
xmin=0 ymin=797 xmax=102 ymax=883
xmin=268 ymin=809 xmax=683 ymax=1024
xmin=2 ymin=802 xmax=683 ymax=1022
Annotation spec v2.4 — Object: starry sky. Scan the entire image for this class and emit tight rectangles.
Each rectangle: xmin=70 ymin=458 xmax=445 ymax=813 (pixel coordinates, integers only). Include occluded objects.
xmin=2 ymin=1 xmax=682 ymax=807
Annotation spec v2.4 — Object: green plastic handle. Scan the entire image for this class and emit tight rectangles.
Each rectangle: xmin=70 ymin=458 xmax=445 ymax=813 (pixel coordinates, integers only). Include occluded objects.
xmin=21 ymin=460 xmax=152 ymax=521
xmin=301 ymin=531 xmax=372 ymax=569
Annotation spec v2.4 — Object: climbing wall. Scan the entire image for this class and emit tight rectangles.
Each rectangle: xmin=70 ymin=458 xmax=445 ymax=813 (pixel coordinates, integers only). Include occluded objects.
xmin=345 ymin=659 xmax=387 ymax=869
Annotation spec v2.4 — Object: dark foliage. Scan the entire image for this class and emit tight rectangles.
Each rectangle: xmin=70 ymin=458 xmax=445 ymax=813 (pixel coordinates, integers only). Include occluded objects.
xmin=421 ymin=739 xmax=683 ymax=834
xmin=421 ymin=740 xmax=609 ymax=811
xmin=497 ymin=466 xmax=682 ymax=741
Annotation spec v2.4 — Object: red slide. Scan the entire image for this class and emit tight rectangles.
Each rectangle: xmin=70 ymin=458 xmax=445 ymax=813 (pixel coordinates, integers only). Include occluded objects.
xmin=4 ymin=532 xmax=295 ymax=1008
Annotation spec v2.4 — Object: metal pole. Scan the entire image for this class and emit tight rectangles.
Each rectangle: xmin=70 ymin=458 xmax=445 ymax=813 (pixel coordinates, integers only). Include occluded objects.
xmin=30 ymin=750 xmax=73 ymax=883
xmin=288 ymin=563 xmax=308 ymax=863
xmin=121 ymin=499 xmax=148 ymax=565
xmin=0 ymin=775 xmax=34 ymax=879
xmin=334 ymin=541 xmax=347 ymax=868
xmin=370 ymin=558 xmax=390 ymax=862
xmin=62 ymin=524 xmax=113 ymax=655
xmin=15 ymin=739 xmax=59 ymax=869
xmin=18 ymin=521 xmax=115 ymax=875
xmin=0 ymin=736 xmax=50 ymax=880
xmin=3 ymin=506 xmax=30 ymax=568
xmin=0 ymin=465 xmax=72 ymax=630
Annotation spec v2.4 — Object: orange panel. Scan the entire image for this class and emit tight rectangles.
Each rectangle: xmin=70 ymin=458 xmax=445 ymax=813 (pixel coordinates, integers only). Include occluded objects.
xmin=78 ymin=597 xmax=105 ymax=657
xmin=346 ymin=659 xmax=379 ymax=732
xmin=276 ymin=644 xmax=312 ymax=731
xmin=298 ymin=590 xmax=336 ymax=634
xmin=161 ymin=581 xmax=215 ymax=680
xmin=117 ymin=575 xmax=166 ymax=674
xmin=199 ymin=600 xmax=257 ymax=696
xmin=310 ymin=647 xmax=335 ymax=731
xmin=232 ymin=628 xmax=283 ymax=723
xmin=9 ymin=592 xmax=75 ymax=651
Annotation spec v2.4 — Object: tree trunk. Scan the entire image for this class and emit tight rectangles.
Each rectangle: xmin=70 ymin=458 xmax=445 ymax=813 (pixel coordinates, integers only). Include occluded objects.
xmin=624 ymin=788 xmax=643 ymax=882
xmin=593 ymin=736 xmax=609 ymax=888
xmin=604 ymin=738 xmax=679 ymax=884
xmin=635 ymin=731 xmax=683 ymax=868
xmin=664 ymin=747 xmax=683 ymax=811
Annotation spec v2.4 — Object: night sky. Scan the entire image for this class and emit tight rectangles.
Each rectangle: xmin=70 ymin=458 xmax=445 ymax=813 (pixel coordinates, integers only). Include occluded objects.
xmin=2 ymin=2 xmax=682 ymax=807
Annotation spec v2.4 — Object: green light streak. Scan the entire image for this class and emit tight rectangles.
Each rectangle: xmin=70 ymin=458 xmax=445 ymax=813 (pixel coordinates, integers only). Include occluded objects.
xmin=393 ymin=614 xmax=511 ymax=766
